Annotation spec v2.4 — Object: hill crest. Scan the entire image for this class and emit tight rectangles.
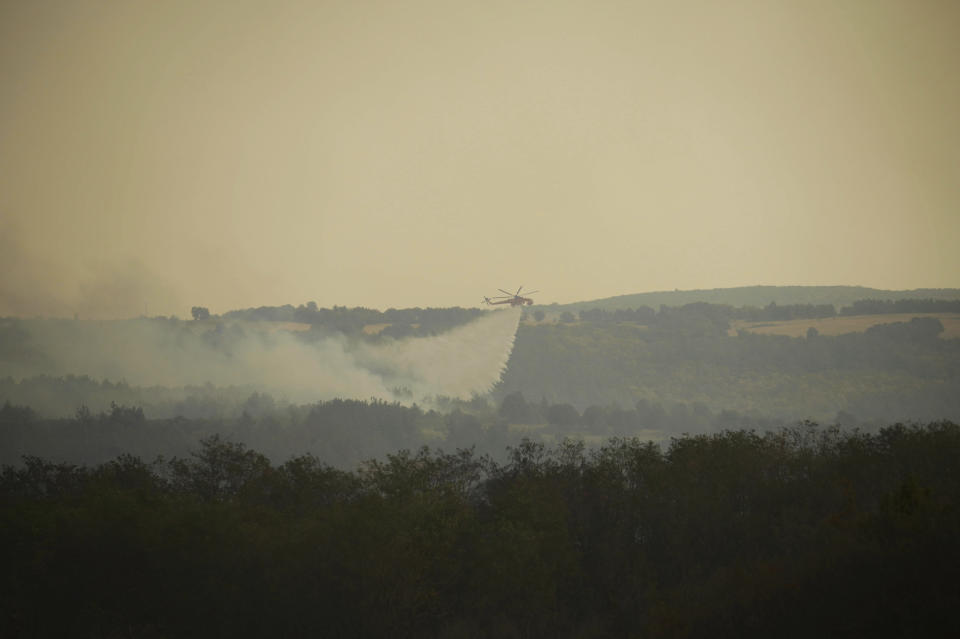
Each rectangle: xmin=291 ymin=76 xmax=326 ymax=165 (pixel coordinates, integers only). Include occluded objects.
xmin=537 ymin=285 xmax=960 ymax=312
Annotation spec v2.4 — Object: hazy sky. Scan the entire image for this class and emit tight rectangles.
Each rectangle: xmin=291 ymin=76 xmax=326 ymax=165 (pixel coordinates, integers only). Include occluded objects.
xmin=2 ymin=0 xmax=958 ymax=317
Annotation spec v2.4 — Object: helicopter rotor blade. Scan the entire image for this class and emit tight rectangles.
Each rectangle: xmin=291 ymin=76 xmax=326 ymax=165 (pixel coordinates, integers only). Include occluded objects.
xmin=498 ymin=289 xmax=514 ymax=297
xmin=516 ymin=286 xmax=523 ymax=296
xmin=523 ymin=290 xmax=539 ymax=295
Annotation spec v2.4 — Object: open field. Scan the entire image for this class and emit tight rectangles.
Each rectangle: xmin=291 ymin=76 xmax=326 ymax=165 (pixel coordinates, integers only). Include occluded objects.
xmin=361 ymin=322 xmax=421 ymax=335
xmin=362 ymin=322 xmax=391 ymax=335
xmin=186 ymin=319 xmax=313 ymax=333
xmin=730 ymin=313 xmax=960 ymax=338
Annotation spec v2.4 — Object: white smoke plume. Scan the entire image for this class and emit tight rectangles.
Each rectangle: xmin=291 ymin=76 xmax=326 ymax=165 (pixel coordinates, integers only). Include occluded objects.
xmin=354 ymin=306 xmax=521 ymax=399
xmin=2 ymin=308 xmax=522 ymax=405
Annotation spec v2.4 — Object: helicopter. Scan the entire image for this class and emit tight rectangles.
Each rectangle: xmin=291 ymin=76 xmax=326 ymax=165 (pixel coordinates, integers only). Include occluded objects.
xmin=484 ymin=286 xmax=539 ymax=307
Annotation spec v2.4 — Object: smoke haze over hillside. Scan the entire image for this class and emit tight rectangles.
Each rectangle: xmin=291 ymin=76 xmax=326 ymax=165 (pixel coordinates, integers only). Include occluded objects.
xmin=1 ymin=308 xmax=521 ymax=404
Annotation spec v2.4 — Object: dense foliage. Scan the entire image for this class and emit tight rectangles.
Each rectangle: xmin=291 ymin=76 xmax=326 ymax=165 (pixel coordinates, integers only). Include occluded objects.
xmin=4 ymin=298 xmax=959 ymax=425
xmin=542 ymin=285 xmax=960 ymax=314
xmin=840 ymin=298 xmax=960 ymax=315
xmin=502 ymin=306 xmax=960 ymax=421
xmin=0 ymin=375 xmax=267 ymax=421
xmin=3 ymin=293 xmax=958 ymax=637
xmin=0 ymin=394 xmax=793 ymax=469
xmin=2 ymin=422 xmax=957 ymax=638
xmin=221 ymin=303 xmax=484 ymax=338
xmin=574 ymin=298 xmax=960 ymax=323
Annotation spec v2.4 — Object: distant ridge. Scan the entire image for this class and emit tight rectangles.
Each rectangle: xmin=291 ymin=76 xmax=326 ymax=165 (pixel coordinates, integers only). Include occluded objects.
xmin=538 ymin=285 xmax=960 ymax=313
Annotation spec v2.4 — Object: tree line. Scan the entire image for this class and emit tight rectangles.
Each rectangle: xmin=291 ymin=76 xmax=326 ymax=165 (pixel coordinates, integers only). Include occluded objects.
xmin=840 ymin=298 xmax=960 ymax=315
xmin=2 ymin=421 xmax=957 ymax=637
xmin=0 ymin=392 xmax=806 ymax=469
xmin=501 ymin=312 xmax=959 ymax=421
xmin=572 ymin=297 xmax=960 ymax=325
xmin=219 ymin=302 xmax=484 ymax=338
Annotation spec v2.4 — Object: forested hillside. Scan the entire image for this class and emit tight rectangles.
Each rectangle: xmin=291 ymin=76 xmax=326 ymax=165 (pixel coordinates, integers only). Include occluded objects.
xmin=3 ymin=296 xmax=959 ymax=427
xmin=0 ymin=391 xmax=795 ymax=468
xmin=501 ymin=304 xmax=960 ymax=423
xmin=221 ymin=303 xmax=484 ymax=338
xmin=541 ymin=285 xmax=960 ymax=314
xmin=2 ymin=292 xmax=959 ymax=638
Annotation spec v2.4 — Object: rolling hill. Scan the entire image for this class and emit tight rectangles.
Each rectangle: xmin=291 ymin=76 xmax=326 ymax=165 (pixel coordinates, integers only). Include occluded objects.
xmin=535 ymin=285 xmax=960 ymax=313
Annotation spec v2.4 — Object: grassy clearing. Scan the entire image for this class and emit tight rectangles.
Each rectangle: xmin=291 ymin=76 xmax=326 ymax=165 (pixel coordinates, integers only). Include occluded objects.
xmin=730 ymin=313 xmax=960 ymax=338
xmin=362 ymin=322 xmax=390 ymax=335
